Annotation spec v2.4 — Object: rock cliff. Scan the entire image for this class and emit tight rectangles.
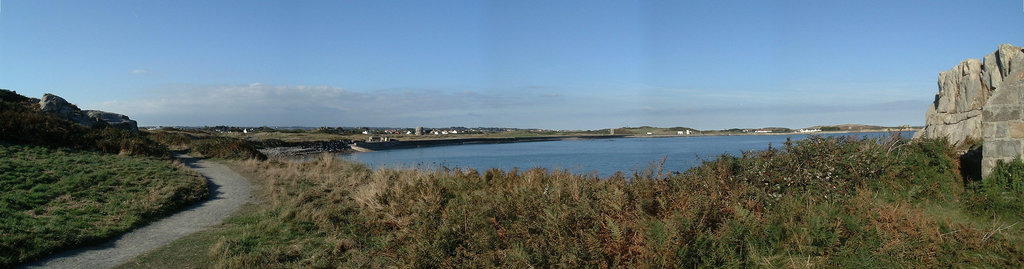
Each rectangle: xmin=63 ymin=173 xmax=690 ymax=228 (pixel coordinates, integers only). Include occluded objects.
xmin=917 ymin=44 xmax=1024 ymax=146
xmin=38 ymin=93 xmax=138 ymax=133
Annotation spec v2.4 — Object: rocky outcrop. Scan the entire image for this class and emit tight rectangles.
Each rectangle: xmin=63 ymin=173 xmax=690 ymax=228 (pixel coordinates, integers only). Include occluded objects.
xmin=84 ymin=110 xmax=139 ymax=131
xmin=38 ymin=93 xmax=138 ymax=133
xmin=917 ymin=44 xmax=1024 ymax=146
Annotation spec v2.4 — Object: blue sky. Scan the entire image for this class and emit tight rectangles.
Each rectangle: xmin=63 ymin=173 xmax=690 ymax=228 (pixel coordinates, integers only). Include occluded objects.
xmin=2 ymin=1 xmax=1023 ymax=130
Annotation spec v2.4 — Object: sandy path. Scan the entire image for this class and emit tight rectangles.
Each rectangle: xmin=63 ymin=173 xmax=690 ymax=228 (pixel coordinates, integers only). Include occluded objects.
xmin=22 ymin=155 xmax=251 ymax=269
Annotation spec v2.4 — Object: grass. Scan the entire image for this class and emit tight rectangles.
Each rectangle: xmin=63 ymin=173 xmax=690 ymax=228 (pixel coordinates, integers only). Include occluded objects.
xmin=120 ymin=135 xmax=1024 ymax=267
xmin=0 ymin=144 xmax=209 ymax=267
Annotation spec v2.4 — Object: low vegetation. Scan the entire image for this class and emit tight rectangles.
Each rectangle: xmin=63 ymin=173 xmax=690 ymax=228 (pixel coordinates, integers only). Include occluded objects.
xmin=0 ymin=89 xmax=168 ymax=157
xmin=124 ymin=135 xmax=1024 ymax=267
xmin=146 ymin=130 xmax=267 ymax=160
xmin=0 ymin=144 xmax=208 ymax=267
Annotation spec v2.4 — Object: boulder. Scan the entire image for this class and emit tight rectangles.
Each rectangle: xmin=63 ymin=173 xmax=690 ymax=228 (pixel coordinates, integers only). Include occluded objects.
xmin=85 ymin=110 xmax=139 ymax=131
xmin=38 ymin=93 xmax=138 ymax=133
xmin=39 ymin=94 xmax=91 ymax=124
xmin=917 ymin=44 xmax=1024 ymax=146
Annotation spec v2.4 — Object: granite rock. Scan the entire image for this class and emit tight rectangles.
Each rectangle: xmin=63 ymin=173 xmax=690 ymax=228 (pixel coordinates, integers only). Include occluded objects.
xmin=38 ymin=93 xmax=138 ymax=133
xmin=917 ymin=44 xmax=1024 ymax=146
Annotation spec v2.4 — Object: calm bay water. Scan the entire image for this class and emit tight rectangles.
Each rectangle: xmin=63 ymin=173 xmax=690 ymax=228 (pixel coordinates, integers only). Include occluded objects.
xmin=340 ymin=132 xmax=910 ymax=177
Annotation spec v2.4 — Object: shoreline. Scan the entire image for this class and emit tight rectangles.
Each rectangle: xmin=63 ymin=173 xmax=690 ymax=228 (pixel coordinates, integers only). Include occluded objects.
xmin=624 ymin=128 xmax=919 ymax=138
xmin=349 ymin=135 xmax=627 ymax=151
xmin=260 ymin=129 xmax=919 ymax=157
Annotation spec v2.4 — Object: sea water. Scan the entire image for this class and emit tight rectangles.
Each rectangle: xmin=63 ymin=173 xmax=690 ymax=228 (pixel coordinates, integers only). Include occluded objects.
xmin=340 ymin=132 xmax=911 ymax=177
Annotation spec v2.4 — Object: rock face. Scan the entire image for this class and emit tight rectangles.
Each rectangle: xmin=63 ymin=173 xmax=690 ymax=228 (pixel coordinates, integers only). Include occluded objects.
xmin=918 ymin=44 xmax=1024 ymax=147
xmin=38 ymin=93 xmax=138 ymax=133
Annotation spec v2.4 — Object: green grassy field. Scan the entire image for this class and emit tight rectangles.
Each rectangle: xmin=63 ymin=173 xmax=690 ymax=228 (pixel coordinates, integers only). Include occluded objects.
xmin=120 ymin=135 xmax=1024 ymax=267
xmin=0 ymin=144 xmax=209 ymax=267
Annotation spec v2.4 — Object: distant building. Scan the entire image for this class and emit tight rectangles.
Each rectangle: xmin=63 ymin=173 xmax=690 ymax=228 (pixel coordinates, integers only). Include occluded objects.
xmin=799 ymin=128 xmax=821 ymax=133
xmin=677 ymin=131 xmax=685 ymax=135
xmin=415 ymin=126 xmax=423 ymax=135
xmin=754 ymin=129 xmax=771 ymax=133
xmin=646 ymin=132 xmax=653 ymax=135
xmin=367 ymin=136 xmax=391 ymax=142
xmin=361 ymin=130 xmax=370 ymax=135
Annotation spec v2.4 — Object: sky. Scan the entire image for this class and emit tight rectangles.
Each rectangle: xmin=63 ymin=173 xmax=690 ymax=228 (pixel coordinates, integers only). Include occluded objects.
xmin=2 ymin=1 xmax=1023 ymax=130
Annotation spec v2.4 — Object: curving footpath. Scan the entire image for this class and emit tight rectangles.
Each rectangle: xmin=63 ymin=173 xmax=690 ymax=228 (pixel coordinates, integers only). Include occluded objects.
xmin=22 ymin=155 xmax=251 ymax=269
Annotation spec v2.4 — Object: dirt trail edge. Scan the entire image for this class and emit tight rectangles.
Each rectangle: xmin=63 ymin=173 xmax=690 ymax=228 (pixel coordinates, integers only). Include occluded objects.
xmin=22 ymin=155 xmax=252 ymax=269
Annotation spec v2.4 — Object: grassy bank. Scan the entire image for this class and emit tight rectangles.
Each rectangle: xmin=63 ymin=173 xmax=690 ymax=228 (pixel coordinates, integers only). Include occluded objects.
xmin=125 ymin=135 xmax=1024 ymax=267
xmin=0 ymin=144 xmax=209 ymax=266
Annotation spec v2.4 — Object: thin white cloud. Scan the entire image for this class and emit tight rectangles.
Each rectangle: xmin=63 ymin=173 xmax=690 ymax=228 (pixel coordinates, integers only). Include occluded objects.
xmin=93 ymin=83 xmax=927 ymax=129
xmin=97 ymin=83 xmax=569 ymax=127
xmin=130 ymin=69 xmax=148 ymax=75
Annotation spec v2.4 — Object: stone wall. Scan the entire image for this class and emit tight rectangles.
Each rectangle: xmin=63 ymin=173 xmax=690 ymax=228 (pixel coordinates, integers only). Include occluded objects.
xmin=979 ymin=44 xmax=1024 ymax=177
xmin=983 ymin=80 xmax=1024 ymax=177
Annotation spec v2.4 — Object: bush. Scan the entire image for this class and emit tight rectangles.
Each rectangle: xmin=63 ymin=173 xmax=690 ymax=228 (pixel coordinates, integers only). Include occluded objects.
xmin=191 ymin=138 xmax=267 ymax=160
xmin=143 ymin=130 xmax=268 ymax=160
xmin=144 ymin=130 xmax=196 ymax=150
xmin=891 ymin=138 xmax=962 ymax=201
xmin=978 ymin=158 xmax=1024 ymax=213
xmin=249 ymin=138 xmax=288 ymax=149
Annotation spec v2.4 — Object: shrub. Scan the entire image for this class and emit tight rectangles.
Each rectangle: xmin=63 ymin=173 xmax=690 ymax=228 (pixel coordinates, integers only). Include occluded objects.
xmin=191 ymin=138 xmax=267 ymax=160
xmin=144 ymin=130 xmax=196 ymax=150
xmin=891 ymin=138 xmax=962 ymax=201
xmin=143 ymin=130 xmax=268 ymax=160
xmin=249 ymin=138 xmax=288 ymax=149
xmin=978 ymin=158 xmax=1024 ymax=213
